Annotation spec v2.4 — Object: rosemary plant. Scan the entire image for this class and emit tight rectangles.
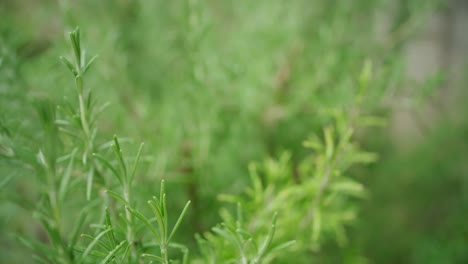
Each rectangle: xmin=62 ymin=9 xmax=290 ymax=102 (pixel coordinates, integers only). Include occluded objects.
xmin=1 ymin=1 xmax=452 ymax=263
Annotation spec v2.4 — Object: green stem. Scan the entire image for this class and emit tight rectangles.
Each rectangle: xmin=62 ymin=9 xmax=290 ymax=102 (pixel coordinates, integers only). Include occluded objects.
xmin=123 ymin=184 xmax=133 ymax=241
xmin=78 ymin=93 xmax=90 ymax=139
xmin=47 ymin=168 xmax=73 ymax=263
xmin=123 ymin=183 xmax=137 ymax=261
xmin=160 ymin=245 xmax=168 ymax=264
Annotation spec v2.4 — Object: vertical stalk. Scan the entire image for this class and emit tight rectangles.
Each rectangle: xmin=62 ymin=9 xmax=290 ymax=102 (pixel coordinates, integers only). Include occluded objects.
xmin=123 ymin=183 xmax=134 ymax=245
xmin=78 ymin=93 xmax=90 ymax=139
xmin=44 ymin=154 xmax=73 ymax=263
xmin=160 ymin=245 xmax=168 ymax=264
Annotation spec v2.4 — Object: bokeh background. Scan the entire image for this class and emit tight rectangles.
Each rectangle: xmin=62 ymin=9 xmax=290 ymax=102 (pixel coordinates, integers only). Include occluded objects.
xmin=1 ymin=0 xmax=467 ymax=263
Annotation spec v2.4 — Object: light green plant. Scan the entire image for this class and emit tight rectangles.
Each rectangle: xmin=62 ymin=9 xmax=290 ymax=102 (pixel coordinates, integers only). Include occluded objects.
xmin=196 ymin=203 xmax=295 ymax=264
xmin=59 ymin=28 xmax=102 ymax=201
xmin=59 ymin=28 xmax=192 ymax=264
xmin=15 ymin=27 xmax=102 ymax=263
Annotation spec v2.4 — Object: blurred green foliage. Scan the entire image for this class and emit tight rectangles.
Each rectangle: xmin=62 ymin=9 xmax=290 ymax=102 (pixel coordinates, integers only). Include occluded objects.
xmin=1 ymin=0 xmax=467 ymax=263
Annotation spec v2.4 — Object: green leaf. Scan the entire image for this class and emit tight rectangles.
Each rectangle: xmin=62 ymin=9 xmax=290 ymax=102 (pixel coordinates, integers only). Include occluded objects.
xmin=129 ymin=143 xmax=144 ymax=184
xmin=81 ymin=234 xmax=110 ymax=251
xmin=162 ymin=193 xmax=167 ymax=224
xmin=79 ymin=227 xmax=112 ymax=262
xmin=126 ymin=206 xmax=160 ymax=241
xmin=39 ymin=218 xmax=63 ymax=250
xmin=73 ymin=247 xmax=107 ymax=258
xmin=104 ymin=208 xmax=117 ymax=248
xmin=120 ymin=242 xmax=132 ymax=262
xmin=248 ymin=163 xmax=263 ymax=204
xmin=168 ymin=200 xmax=191 ymax=243
xmin=269 ymin=240 xmax=296 ymax=253
xmin=70 ymin=210 xmax=88 ymax=249
xmin=93 ymin=153 xmax=123 ymax=185
xmin=331 ymin=180 xmax=365 ymax=198
xmin=148 ymin=200 xmax=166 ymax=242
xmin=257 ymin=212 xmax=277 ymax=259
xmin=112 ymin=136 xmax=128 ymax=183
xmin=59 ymin=56 xmax=78 ymax=76
xmin=159 ymin=180 xmax=165 ymax=211
xmin=86 ymin=168 xmax=94 ymax=201
xmin=141 ymin=253 xmax=164 ymax=262
xmin=75 ymin=27 xmax=81 ymax=58
xmin=100 ymin=240 xmax=127 ymax=264
xmin=83 ymin=55 xmax=99 ymax=74
xmin=69 ymin=28 xmax=81 ymax=67
xmin=106 ymin=190 xmax=128 ymax=205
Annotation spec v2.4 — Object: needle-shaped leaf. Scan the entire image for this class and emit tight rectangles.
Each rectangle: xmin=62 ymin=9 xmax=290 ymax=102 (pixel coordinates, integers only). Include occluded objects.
xmin=159 ymin=180 xmax=165 ymax=210
xmin=141 ymin=253 xmax=164 ymax=262
xmin=129 ymin=143 xmax=144 ymax=184
xmin=73 ymin=247 xmax=107 ymax=258
xmin=100 ymin=240 xmax=127 ymax=264
xmin=148 ymin=200 xmax=166 ymax=241
xmin=104 ymin=208 xmax=116 ymax=248
xmin=120 ymin=242 xmax=132 ymax=263
xmin=83 ymin=55 xmax=99 ymax=74
xmin=106 ymin=190 xmax=128 ymax=205
xmin=69 ymin=28 xmax=81 ymax=67
xmin=112 ymin=136 xmax=128 ymax=183
xmin=162 ymin=193 xmax=167 ymax=225
xmin=93 ymin=153 xmax=122 ymax=185
xmin=125 ymin=206 xmax=160 ymax=241
xmin=70 ymin=210 xmax=88 ymax=249
xmin=257 ymin=212 xmax=278 ymax=259
xmin=79 ymin=227 xmax=112 ymax=263
xmin=168 ymin=200 xmax=191 ymax=243
xmin=81 ymin=234 xmax=110 ymax=251
xmin=39 ymin=218 xmax=63 ymax=250
xmin=269 ymin=240 xmax=296 ymax=253
xmin=86 ymin=168 xmax=94 ymax=201
xmin=59 ymin=56 xmax=77 ymax=76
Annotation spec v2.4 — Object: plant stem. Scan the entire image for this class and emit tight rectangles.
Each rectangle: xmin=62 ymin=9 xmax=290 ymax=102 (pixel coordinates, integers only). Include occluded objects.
xmin=161 ymin=245 xmax=169 ymax=264
xmin=46 ymin=164 xmax=73 ymax=263
xmin=78 ymin=93 xmax=91 ymax=138
xmin=123 ymin=183 xmax=136 ymax=259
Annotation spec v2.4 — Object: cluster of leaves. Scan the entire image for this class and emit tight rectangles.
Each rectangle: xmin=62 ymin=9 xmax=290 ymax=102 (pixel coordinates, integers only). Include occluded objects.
xmin=214 ymin=71 xmax=382 ymax=262
xmin=5 ymin=27 xmax=285 ymax=264
xmin=0 ymin=0 xmax=450 ymax=263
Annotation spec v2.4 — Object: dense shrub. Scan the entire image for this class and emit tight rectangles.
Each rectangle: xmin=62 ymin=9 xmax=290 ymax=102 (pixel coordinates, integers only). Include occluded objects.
xmin=1 ymin=0 xmax=466 ymax=263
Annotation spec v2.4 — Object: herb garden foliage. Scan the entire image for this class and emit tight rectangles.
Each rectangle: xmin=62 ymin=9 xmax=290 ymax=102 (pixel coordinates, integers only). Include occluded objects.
xmin=2 ymin=0 xmax=464 ymax=264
